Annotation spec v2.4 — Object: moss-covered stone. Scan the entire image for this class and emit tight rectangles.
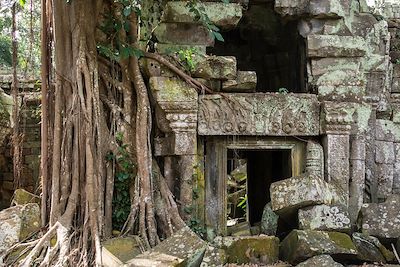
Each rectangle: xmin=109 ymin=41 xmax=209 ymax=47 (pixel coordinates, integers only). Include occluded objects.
xmin=102 ymin=237 xmax=142 ymax=264
xmin=164 ymin=1 xmax=242 ymax=30
xmin=296 ymin=254 xmax=344 ymax=267
xmin=225 ymin=236 xmax=279 ymax=265
xmin=12 ymin=189 xmax=40 ymax=206
xmin=19 ymin=203 xmax=40 ymax=240
xmin=280 ymin=230 xmax=357 ymax=265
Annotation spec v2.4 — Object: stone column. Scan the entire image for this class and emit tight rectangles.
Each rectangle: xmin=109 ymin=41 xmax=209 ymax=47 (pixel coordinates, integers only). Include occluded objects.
xmin=306 ymin=140 xmax=324 ymax=178
xmin=150 ymin=77 xmax=198 ymax=221
xmin=321 ymin=102 xmax=355 ymax=206
xmin=349 ymin=135 xmax=366 ymax=224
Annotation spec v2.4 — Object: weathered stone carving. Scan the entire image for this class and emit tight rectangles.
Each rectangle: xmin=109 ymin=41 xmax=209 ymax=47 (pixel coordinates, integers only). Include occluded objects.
xmin=150 ymin=77 xmax=198 ymax=155
xmin=198 ymin=93 xmax=320 ymax=136
xmin=306 ymin=140 xmax=324 ymax=178
xmin=321 ymin=101 xmax=355 ymax=134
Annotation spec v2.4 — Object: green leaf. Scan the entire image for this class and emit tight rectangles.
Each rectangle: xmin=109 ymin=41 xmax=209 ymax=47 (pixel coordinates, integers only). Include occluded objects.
xmin=213 ymin=31 xmax=224 ymax=42
xmin=19 ymin=0 xmax=26 ymax=7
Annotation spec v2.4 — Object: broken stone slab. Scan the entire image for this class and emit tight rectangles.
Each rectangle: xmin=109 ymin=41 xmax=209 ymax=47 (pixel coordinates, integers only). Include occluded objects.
xmin=360 ymin=194 xmax=400 ymax=240
xmin=270 ymin=173 xmax=345 ymax=217
xmin=102 ymin=236 xmax=142 ymax=266
xmin=221 ymin=71 xmax=257 ymax=92
xmin=127 ymin=226 xmax=207 ymax=266
xmin=164 ymin=2 xmax=242 ymax=30
xmin=261 ymin=202 xmax=279 ymax=236
xmin=0 ymin=203 xmax=40 ymax=260
xmin=154 ymin=23 xmax=214 ymax=46
xmin=224 ymin=236 xmax=279 ymax=265
xmin=192 ymin=55 xmax=237 ymax=80
xmin=298 ymin=204 xmax=351 ymax=233
xmin=352 ymin=232 xmax=395 ymax=263
xmin=295 ymin=254 xmax=344 ymax=267
xmin=11 ymin=189 xmax=40 ymax=206
xmin=280 ymin=230 xmax=358 ymax=265
xmin=307 ymin=35 xmax=367 ymax=58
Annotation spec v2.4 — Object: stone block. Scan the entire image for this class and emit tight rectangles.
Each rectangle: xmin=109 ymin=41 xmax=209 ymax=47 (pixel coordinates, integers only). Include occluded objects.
xmin=201 ymin=246 xmax=226 ymax=266
xmin=296 ymin=255 xmax=344 ymax=267
xmin=308 ymin=35 xmax=367 ymax=58
xmin=275 ymin=0 xmax=309 ymax=16
xmin=0 ymin=203 xmax=40 ymax=260
xmin=280 ymin=230 xmax=357 ymax=265
xmin=376 ymin=119 xmax=396 ymax=141
xmin=361 ymin=194 xmax=400 ymax=240
xmin=261 ymin=202 xmax=279 ymax=236
xmin=270 ymin=173 xmax=344 ymax=216
xmin=305 ymin=141 xmax=324 ymax=178
xmin=164 ymin=2 xmax=242 ymax=30
xmin=192 ymin=56 xmax=237 ymax=80
xmin=224 ymin=236 xmax=279 ymax=265
xmin=102 ymin=237 xmax=142 ymax=266
xmin=11 ymin=188 xmax=40 ymax=206
xmin=127 ymin=226 xmax=206 ymax=266
xmin=298 ymin=205 xmax=351 ymax=232
xmin=393 ymin=104 xmax=400 ymax=123
xmin=394 ymin=162 xmax=400 ymax=194
xmin=376 ymin=163 xmax=394 ymax=200
xmin=221 ymin=71 xmax=257 ymax=92
xmin=375 ymin=141 xmax=395 ymax=164
xmin=352 ymin=233 xmax=395 ymax=263
xmin=309 ymin=0 xmax=349 ymax=18
xmin=154 ymin=23 xmax=214 ymax=46
xmin=155 ymin=44 xmax=207 ymax=55
xmin=311 ymin=58 xmax=361 ymax=77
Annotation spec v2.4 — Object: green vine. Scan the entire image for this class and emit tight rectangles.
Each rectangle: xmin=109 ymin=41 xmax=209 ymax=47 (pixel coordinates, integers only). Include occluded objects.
xmin=106 ymin=132 xmax=135 ymax=231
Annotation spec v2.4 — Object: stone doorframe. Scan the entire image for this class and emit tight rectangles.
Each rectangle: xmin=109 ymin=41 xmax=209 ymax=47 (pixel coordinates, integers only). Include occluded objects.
xmin=204 ymin=136 xmax=306 ymax=238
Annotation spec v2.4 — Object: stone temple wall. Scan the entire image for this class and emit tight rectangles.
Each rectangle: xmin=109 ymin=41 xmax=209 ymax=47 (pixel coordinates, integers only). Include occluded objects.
xmin=0 ymin=76 xmax=41 ymax=209
xmin=143 ymin=0 xmax=400 ymax=244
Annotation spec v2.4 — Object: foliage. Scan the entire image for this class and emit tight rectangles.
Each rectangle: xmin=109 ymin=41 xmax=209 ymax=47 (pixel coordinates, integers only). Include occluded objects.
xmin=107 ymin=133 xmax=135 ymax=231
xmin=237 ymin=194 xmax=247 ymax=210
xmin=0 ymin=0 xmax=41 ymax=76
xmin=278 ymin=87 xmax=289 ymax=94
xmin=185 ymin=0 xmax=224 ymax=42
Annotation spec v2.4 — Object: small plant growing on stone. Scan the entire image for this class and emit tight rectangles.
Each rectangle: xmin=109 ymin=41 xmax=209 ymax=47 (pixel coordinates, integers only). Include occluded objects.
xmin=278 ymin=87 xmax=289 ymax=94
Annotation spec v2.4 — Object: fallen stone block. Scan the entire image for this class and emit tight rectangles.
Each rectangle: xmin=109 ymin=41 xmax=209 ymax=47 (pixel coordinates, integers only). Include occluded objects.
xmin=154 ymin=23 xmax=214 ymax=46
xmin=222 ymin=71 xmax=257 ymax=92
xmin=280 ymin=230 xmax=358 ymax=265
xmin=308 ymin=35 xmax=367 ymax=58
xmin=224 ymin=236 xmax=279 ymax=265
xmin=360 ymin=194 xmax=400 ymax=240
xmin=295 ymin=254 xmax=344 ymax=267
xmin=102 ymin=237 xmax=142 ymax=266
xmin=261 ymin=202 xmax=279 ymax=236
xmin=11 ymin=188 xmax=40 ymax=206
xmin=164 ymin=1 xmax=242 ymax=30
xmin=201 ymin=245 xmax=227 ymax=266
xmin=0 ymin=203 xmax=40 ymax=261
xmin=298 ymin=204 xmax=351 ymax=233
xmin=192 ymin=55 xmax=237 ymax=80
xmin=352 ymin=232 xmax=395 ymax=263
xmin=127 ymin=226 xmax=206 ymax=266
xmin=270 ymin=173 xmax=344 ymax=216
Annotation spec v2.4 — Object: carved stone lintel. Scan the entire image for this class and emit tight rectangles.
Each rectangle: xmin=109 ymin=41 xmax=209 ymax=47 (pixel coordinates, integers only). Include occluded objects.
xmin=198 ymin=93 xmax=320 ymax=136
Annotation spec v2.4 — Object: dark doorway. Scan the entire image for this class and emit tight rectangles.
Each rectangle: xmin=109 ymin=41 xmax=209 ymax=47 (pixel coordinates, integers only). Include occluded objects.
xmin=226 ymin=149 xmax=292 ymax=230
xmin=208 ymin=1 xmax=307 ymax=93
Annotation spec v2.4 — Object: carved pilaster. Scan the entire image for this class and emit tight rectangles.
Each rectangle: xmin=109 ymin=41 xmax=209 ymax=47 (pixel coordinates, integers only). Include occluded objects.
xmin=306 ymin=140 xmax=324 ymax=178
xmin=150 ymin=77 xmax=198 ymax=156
xmin=321 ymin=102 xmax=355 ymax=206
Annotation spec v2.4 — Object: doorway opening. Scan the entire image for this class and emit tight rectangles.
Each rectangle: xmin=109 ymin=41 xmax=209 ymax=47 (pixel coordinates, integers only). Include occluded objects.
xmin=208 ymin=1 xmax=307 ymax=93
xmin=226 ymin=149 xmax=292 ymax=234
